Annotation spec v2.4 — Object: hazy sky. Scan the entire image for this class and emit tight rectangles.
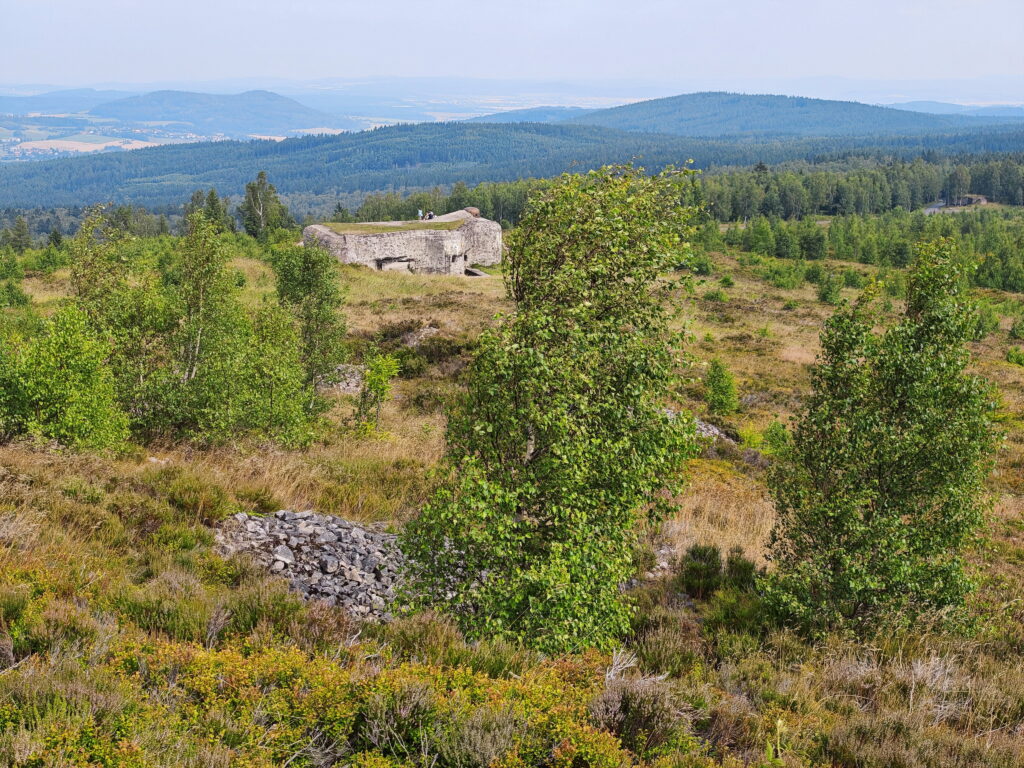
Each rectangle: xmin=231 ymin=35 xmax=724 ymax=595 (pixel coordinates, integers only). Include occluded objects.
xmin=2 ymin=0 xmax=1022 ymax=96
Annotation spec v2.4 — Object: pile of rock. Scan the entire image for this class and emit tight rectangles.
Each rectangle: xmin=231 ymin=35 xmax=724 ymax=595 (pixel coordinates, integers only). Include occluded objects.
xmin=216 ymin=510 xmax=404 ymax=619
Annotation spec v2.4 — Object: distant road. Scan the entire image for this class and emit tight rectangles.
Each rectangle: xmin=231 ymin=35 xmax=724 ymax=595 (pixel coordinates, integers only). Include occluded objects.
xmin=924 ymin=201 xmax=945 ymax=215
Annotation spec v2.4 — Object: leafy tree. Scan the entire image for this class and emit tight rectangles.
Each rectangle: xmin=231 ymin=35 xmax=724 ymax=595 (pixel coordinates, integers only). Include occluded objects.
xmin=239 ymin=171 xmax=291 ymax=240
xmin=764 ymin=240 xmax=998 ymax=633
xmin=705 ymin=359 xmax=739 ymax=415
xmin=355 ymin=351 xmax=400 ymax=433
xmin=176 ymin=213 xmax=235 ymax=385
xmin=402 ymin=166 xmax=699 ymax=653
xmin=241 ymin=306 xmax=313 ymax=443
xmin=0 ymin=305 xmax=128 ymax=450
xmin=271 ymin=243 xmax=347 ymax=393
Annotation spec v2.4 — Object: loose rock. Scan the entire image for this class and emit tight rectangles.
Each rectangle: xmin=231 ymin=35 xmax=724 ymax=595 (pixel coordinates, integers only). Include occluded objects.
xmin=217 ymin=511 xmax=404 ymax=620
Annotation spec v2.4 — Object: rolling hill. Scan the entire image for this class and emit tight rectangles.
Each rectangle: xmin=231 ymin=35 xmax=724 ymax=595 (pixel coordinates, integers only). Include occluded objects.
xmin=0 ymin=88 xmax=139 ymax=115
xmin=890 ymin=100 xmax=1024 ymax=118
xmin=87 ymin=90 xmax=361 ymax=136
xmin=561 ymin=92 xmax=1024 ymax=137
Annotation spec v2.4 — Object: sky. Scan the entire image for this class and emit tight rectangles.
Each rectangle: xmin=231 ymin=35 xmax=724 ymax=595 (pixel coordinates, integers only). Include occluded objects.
xmin=2 ymin=0 xmax=1023 ymax=102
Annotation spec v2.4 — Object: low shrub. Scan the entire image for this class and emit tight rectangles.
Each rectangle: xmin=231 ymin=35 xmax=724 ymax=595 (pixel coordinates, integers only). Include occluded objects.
xmin=677 ymin=545 xmax=723 ymax=599
xmin=704 ymin=359 xmax=739 ymax=416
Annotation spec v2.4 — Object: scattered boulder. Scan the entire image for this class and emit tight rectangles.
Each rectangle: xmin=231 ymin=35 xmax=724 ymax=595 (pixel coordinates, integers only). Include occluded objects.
xmin=694 ymin=418 xmax=734 ymax=444
xmin=217 ymin=510 xmax=404 ymax=620
xmin=401 ymin=324 xmax=440 ymax=349
xmin=317 ymin=364 xmax=365 ymax=396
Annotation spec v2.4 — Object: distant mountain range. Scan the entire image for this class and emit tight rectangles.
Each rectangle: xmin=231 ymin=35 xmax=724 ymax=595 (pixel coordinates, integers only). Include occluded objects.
xmin=3 ymin=89 xmax=1024 ymax=212
xmin=0 ymin=88 xmax=138 ymax=115
xmin=888 ymin=100 xmax=1024 ymax=118
xmin=466 ymin=106 xmax=596 ymax=124
xmin=87 ymin=90 xmax=360 ymax=135
xmin=464 ymin=92 xmax=1024 ymax=138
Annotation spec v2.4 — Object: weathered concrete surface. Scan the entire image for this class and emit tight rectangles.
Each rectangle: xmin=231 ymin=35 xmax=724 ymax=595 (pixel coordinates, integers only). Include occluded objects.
xmin=303 ymin=208 xmax=502 ymax=275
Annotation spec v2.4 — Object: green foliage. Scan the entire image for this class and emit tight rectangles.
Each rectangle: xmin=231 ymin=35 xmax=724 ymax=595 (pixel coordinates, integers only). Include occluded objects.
xmin=762 ymin=420 xmax=790 ymax=454
xmin=402 ymin=166 xmax=699 ymax=653
xmin=185 ymin=187 xmax=235 ymax=233
xmin=0 ymin=305 xmax=128 ymax=450
xmin=238 ymin=170 xmax=292 ymax=240
xmin=764 ymin=240 xmax=998 ymax=633
xmin=0 ymin=216 xmax=32 ymax=254
xmin=356 ymin=351 xmax=400 ymax=433
xmin=0 ymin=280 xmax=28 ymax=308
xmin=971 ymin=300 xmax=1001 ymax=341
xmin=65 ymin=211 xmax=314 ymax=445
xmin=842 ymin=268 xmax=865 ymax=288
xmin=0 ymin=248 xmax=22 ymax=280
xmin=1007 ymin=347 xmax=1024 ymax=366
xmin=677 ymin=544 xmax=723 ymax=598
xmin=705 ymin=359 xmax=739 ymax=415
xmin=689 ymin=252 xmax=713 ymax=276
xmin=676 ymin=544 xmax=759 ymax=600
xmin=1009 ymin=316 xmax=1024 ymax=340
xmin=242 ymin=305 xmax=314 ymax=444
xmin=816 ymin=271 xmax=844 ymax=305
xmin=271 ymin=242 xmax=348 ymax=392
xmin=761 ymin=260 xmax=805 ymax=289
xmin=702 ymin=288 xmax=727 ymax=302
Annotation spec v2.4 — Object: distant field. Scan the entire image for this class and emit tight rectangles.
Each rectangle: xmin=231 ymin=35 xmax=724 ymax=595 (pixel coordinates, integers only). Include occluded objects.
xmin=322 ymin=220 xmax=465 ymax=234
xmin=14 ymin=136 xmax=159 ymax=153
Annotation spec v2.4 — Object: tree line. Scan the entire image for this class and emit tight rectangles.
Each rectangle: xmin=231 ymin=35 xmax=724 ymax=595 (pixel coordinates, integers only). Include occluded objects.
xmin=707 ymin=206 xmax=1024 ymax=293
xmin=1 ymin=118 xmax=1023 ymax=212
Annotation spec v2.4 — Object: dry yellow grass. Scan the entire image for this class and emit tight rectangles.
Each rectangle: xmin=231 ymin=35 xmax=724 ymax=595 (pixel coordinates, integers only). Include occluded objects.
xmin=666 ymin=459 xmax=776 ymax=566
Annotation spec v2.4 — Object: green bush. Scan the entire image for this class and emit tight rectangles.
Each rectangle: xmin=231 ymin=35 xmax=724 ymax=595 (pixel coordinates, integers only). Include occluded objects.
xmin=1007 ymin=347 xmax=1024 ymax=366
xmin=843 ymin=268 xmax=865 ymax=288
xmin=0 ymin=305 xmax=128 ymax=450
xmin=762 ymin=419 xmax=790 ymax=454
xmin=765 ymin=240 xmax=998 ymax=633
xmin=0 ymin=280 xmax=28 ymax=308
xmin=703 ymin=288 xmax=728 ymax=303
xmin=816 ymin=272 xmax=844 ymax=306
xmin=705 ymin=358 xmax=739 ymax=416
xmin=689 ymin=252 xmax=713 ymax=276
xmin=762 ymin=261 xmax=805 ymax=289
xmin=676 ymin=544 xmax=722 ymax=599
xmin=1009 ymin=317 xmax=1024 ymax=340
xmin=971 ymin=301 xmax=1000 ymax=340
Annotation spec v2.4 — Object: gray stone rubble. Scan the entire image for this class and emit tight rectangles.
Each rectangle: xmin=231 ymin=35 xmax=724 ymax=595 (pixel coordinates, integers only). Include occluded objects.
xmin=216 ymin=510 xmax=404 ymax=619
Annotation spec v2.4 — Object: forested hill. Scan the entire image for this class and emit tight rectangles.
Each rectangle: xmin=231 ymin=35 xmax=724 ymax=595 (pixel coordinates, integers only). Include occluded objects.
xmin=466 ymin=106 xmax=596 ymax=123
xmin=563 ymin=92 xmax=1024 ymax=137
xmin=88 ymin=90 xmax=359 ymax=135
xmin=3 ymin=120 xmax=1024 ymax=210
